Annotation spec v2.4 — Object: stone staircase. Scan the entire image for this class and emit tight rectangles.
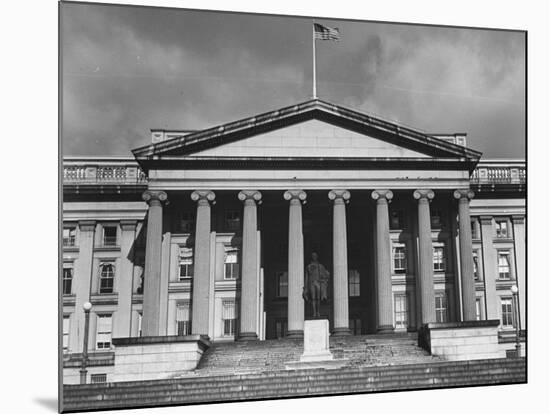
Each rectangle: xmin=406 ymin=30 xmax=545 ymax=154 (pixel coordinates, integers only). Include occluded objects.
xmin=188 ymin=332 xmax=439 ymax=378
xmin=63 ymin=357 xmax=526 ymax=411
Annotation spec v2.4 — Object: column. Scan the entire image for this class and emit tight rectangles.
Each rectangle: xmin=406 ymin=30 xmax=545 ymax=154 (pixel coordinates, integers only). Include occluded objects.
xmin=454 ymin=189 xmax=477 ymax=321
xmin=512 ymin=215 xmax=526 ymax=330
xmin=70 ymin=220 xmax=96 ymax=353
xmin=238 ymin=190 xmax=262 ymax=340
xmin=191 ymin=190 xmax=216 ymax=337
xmin=113 ymin=220 xmax=137 ymax=338
xmin=372 ymin=190 xmax=394 ymax=332
xmin=284 ymin=190 xmax=307 ymax=338
xmin=329 ymin=190 xmax=351 ymax=336
xmin=480 ymin=216 xmax=498 ymax=319
xmin=413 ymin=189 xmax=436 ymax=324
xmin=141 ymin=190 xmax=167 ymax=337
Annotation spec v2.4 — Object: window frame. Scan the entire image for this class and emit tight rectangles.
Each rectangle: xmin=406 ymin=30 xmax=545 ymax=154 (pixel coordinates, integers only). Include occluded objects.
xmin=63 ymin=262 xmax=74 ymax=295
xmin=99 ymin=262 xmax=115 ymax=294
xmin=500 ymin=297 xmax=514 ymax=328
xmin=348 ymin=269 xmax=361 ymax=297
xmin=495 ymin=219 xmax=510 ymax=239
xmin=497 ymin=250 xmax=512 ymax=280
xmin=389 ymin=209 xmax=404 ymax=230
xmin=95 ymin=314 xmax=112 ymax=350
xmin=63 ymin=226 xmax=77 ymax=247
xmin=433 ymin=243 xmax=446 ymax=272
xmin=224 ymin=210 xmax=241 ymax=232
xmin=435 ymin=292 xmax=448 ymax=323
xmin=276 ymin=271 xmax=288 ymax=298
xmin=63 ymin=315 xmax=70 ymax=351
xmin=222 ymin=300 xmax=237 ymax=336
xmin=392 ymin=244 xmax=407 ymax=274
xmin=394 ymin=294 xmax=409 ymax=329
xmin=102 ymin=225 xmax=118 ymax=246
xmin=175 ymin=301 xmax=191 ymax=336
xmin=223 ymin=247 xmax=240 ymax=280
xmin=178 ymin=247 xmax=194 ymax=281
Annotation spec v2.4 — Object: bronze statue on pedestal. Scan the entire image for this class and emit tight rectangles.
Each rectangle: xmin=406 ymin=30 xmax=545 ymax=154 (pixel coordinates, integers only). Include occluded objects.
xmin=303 ymin=252 xmax=330 ymax=318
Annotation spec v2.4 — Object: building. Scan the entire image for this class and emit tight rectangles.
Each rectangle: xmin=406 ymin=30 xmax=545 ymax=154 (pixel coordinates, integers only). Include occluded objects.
xmin=62 ymin=99 xmax=526 ymax=384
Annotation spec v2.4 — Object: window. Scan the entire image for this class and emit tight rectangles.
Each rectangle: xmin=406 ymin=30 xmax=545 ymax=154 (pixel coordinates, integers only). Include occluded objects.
xmin=63 ymin=227 xmax=76 ymax=247
xmin=471 ymin=219 xmax=479 ymax=239
xmin=222 ymin=300 xmax=238 ymax=336
xmin=348 ymin=269 xmax=360 ymax=297
xmin=102 ymin=226 xmax=117 ymax=246
xmin=63 ymin=316 xmax=70 ymax=351
xmin=176 ymin=302 xmax=191 ymax=336
xmin=275 ymin=319 xmax=287 ymax=338
xmin=475 ymin=298 xmax=482 ymax=321
xmin=224 ymin=247 xmax=240 ymax=280
xmin=137 ymin=312 xmax=142 ymax=337
xmin=431 ymin=209 xmax=442 ymax=229
xmin=390 ymin=210 xmax=404 ymax=230
xmin=180 ymin=211 xmax=195 ymax=233
xmin=91 ymin=374 xmax=107 ymax=384
xmin=349 ymin=318 xmax=362 ymax=335
xmin=179 ymin=247 xmax=194 ymax=280
xmin=63 ymin=263 xmax=73 ymax=295
xmin=497 ymin=251 xmax=511 ymax=280
xmin=495 ymin=220 xmax=509 ymax=238
xmin=394 ymin=295 xmax=409 ymax=329
xmin=276 ymin=271 xmax=288 ymax=298
xmin=433 ymin=244 xmax=445 ymax=272
xmin=393 ymin=245 xmax=407 ymax=273
xmin=225 ymin=210 xmax=241 ymax=232
xmin=473 ymin=250 xmax=480 ymax=280
xmin=501 ymin=298 xmax=514 ymax=328
xmin=99 ymin=263 xmax=115 ymax=294
xmin=96 ymin=315 xmax=112 ymax=349
xmin=435 ymin=293 xmax=448 ymax=323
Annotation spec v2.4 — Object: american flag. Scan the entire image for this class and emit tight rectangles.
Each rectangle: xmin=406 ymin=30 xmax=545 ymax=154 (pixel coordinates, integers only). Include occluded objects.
xmin=314 ymin=23 xmax=340 ymax=41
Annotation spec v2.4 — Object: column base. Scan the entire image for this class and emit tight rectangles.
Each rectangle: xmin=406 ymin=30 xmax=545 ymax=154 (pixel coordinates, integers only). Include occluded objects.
xmin=331 ymin=327 xmax=352 ymax=336
xmin=286 ymin=330 xmax=304 ymax=339
xmin=377 ymin=325 xmax=395 ymax=334
xmin=237 ymin=332 xmax=258 ymax=341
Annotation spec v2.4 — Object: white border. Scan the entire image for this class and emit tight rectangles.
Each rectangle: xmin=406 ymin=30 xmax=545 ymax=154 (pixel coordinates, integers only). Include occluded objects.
xmin=3 ymin=1 xmax=545 ymax=413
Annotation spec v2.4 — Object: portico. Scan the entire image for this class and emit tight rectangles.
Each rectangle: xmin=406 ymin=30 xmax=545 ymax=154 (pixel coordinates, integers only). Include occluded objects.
xmin=133 ymin=98 xmax=482 ymax=341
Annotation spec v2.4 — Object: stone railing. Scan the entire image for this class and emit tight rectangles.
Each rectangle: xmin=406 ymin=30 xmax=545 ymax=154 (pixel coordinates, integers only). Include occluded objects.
xmin=470 ymin=160 xmax=526 ymax=185
xmin=63 ymin=158 xmax=147 ymax=185
xmin=63 ymin=158 xmax=525 ymax=186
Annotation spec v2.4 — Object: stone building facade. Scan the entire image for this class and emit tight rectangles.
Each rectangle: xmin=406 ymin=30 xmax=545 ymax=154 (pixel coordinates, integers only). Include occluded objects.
xmin=62 ymin=99 xmax=526 ymax=383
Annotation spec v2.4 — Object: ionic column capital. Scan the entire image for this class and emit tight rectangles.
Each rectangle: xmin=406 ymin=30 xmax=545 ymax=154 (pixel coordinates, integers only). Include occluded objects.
xmin=191 ymin=190 xmax=216 ymax=205
xmin=284 ymin=190 xmax=307 ymax=204
xmin=238 ymin=190 xmax=262 ymax=205
xmin=328 ymin=189 xmax=351 ymax=204
xmin=142 ymin=190 xmax=168 ymax=205
xmin=371 ymin=189 xmax=393 ymax=203
xmin=453 ymin=189 xmax=475 ymax=201
xmin=413 ymin=189 xmax=435 ymax=202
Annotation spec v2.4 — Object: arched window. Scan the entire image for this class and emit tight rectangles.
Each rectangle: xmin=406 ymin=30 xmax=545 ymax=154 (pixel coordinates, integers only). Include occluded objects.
xmin=99 ymin=263 xmax=115 ymax=294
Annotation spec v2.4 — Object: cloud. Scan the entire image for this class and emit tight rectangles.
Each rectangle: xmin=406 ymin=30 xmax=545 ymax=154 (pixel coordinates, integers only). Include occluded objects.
xmin=61 ymin=3 xmax=525 ymax=158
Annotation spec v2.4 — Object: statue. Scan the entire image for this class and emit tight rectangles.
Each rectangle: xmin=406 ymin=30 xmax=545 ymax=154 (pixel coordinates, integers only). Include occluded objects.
xmin=304 ymin=252 xmax=330 ymax=318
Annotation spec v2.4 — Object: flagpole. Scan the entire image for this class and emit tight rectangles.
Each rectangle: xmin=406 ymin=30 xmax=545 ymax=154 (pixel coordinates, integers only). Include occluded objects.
xmin=312 ymin=20 xmax=317 ymax=99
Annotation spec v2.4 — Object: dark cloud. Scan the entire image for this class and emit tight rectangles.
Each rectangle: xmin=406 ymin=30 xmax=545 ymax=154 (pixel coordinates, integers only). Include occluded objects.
xmin=61 ymin=3 xmax=525 ymax=158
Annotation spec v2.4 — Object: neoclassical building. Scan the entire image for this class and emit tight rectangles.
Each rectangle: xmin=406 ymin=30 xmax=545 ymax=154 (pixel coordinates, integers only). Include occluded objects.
xmin=62 ymin=99 xmax=525 ymax=383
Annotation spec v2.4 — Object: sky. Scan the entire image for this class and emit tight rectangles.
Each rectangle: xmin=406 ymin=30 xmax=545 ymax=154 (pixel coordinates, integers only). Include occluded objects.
xmin=61 ymin=2 xmax=526 ymax=158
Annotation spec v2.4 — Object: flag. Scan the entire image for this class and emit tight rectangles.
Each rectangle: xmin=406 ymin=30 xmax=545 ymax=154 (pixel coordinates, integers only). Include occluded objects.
xmin=314 ymin=23 xmax=340 ymax=41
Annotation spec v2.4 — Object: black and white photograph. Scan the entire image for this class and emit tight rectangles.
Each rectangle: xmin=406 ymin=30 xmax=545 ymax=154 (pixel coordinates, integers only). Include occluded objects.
xmin=6 ymin=0 xmax=545 ymax=412
xmin=56 ymin=1 xmax=529 ymax=412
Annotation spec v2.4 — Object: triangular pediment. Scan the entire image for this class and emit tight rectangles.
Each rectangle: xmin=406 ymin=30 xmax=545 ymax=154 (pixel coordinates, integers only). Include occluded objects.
xmin=187 ymin=119 xmax=430 ymax=158
xmin=133 ymin=99 xmax=482 ymax=169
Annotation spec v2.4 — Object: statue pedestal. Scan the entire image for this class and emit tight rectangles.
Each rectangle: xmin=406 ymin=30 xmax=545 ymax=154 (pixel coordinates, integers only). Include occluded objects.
xmin=285 ymin=319 xmax=348 ymax=370
xmin=300 ymin=319 xmax=333 ymax=362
